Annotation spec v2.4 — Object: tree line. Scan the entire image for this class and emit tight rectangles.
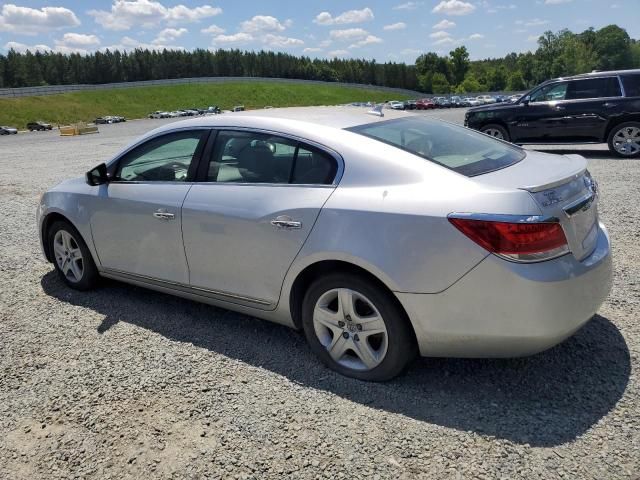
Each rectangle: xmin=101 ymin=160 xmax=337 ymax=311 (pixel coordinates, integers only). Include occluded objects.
xmin=418 ymin=25 xmax=640 ymax=94
xmin=0 ymin=24 xmax=638 ymax=94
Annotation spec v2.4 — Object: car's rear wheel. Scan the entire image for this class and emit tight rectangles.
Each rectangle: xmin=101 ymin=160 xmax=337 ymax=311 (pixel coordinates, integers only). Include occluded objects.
xmin=481 ymin=124 xmax=510 ymax=141
xmin=607 ymin=122 xmax=640 ymax=158
xmin=301 ymin=273 xmax=416 ymax=381
xmin=48 ymin=220 xmax=99 ymax=290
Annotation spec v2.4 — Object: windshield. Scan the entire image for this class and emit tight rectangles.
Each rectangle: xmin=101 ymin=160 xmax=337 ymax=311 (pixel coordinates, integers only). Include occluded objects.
xmin=346 ymin=116 xmax=525 ymax=176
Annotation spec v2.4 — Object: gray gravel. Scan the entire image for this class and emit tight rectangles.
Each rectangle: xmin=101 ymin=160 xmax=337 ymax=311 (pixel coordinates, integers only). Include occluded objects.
xmin=1 ymin=110 xmax=639 ymax=479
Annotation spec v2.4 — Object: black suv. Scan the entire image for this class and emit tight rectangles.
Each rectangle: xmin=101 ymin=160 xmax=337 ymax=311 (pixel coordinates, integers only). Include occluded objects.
xmin=465 ymin=69 xmax=640 ymax=157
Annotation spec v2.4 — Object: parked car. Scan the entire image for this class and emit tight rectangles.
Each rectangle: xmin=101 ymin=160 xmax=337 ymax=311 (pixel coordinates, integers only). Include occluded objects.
xmin=27 ymin=121 xmax=52 ymax=131
xmin=449 ymin=96 xmax=465 ymax=107
xmin=476 ymin=95 xmax=496 ymax=105
xmin=434 ymin=97 xmax=452 ymax=108
xmin=168 ymin=111 xmax=183 ymax=118
xmin=233 ymin=105 xmax=245 ymax=112
xmin=37 ymin=107 xmax=611 ymax=381
xmin=404 ymin=100 xmax=417 ymax=110
xmin=204 ymin=106 xmax=222 ymax=114
xmin=465 ymin=69 xmax=640 ymax=157
xmin=508 ymin=94 xmax=523 ymax=103
xmin=95 ymin=116 xmax=125 ymax=124
xmin=387 ymin=101 xmax=405 ymax=110
xmin=149 ymin=111 xmax=170 ymax=119
xmin=415 ymin=98 xmax=436 ymax=110
xmin=464 ymin=97 xmax=482 ymax=107
xmin=0 ymin=125 xmax=18 ymax=135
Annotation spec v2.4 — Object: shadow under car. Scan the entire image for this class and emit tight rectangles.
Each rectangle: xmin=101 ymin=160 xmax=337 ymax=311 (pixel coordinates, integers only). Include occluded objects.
xmin=40 ymin=270 xmax=630 ymax=447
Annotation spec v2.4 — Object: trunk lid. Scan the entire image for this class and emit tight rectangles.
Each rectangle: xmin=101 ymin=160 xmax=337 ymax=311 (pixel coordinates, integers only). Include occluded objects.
xmin=476 ymin=151 xmax=599 ymax=261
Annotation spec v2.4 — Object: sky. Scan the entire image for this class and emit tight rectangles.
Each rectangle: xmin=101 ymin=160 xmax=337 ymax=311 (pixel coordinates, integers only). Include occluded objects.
xmin=0 ymin=0 xmax=638 ymax=64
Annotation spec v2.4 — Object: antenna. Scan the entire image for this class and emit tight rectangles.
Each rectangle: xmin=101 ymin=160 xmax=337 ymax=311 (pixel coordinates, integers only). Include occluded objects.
xmin=367 ymin=104 xmax=384 ymax=117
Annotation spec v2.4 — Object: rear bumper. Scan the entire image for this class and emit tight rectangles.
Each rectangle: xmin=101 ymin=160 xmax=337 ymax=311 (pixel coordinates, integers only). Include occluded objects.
xmin=397 ymin=223 xmax=612 ymax=357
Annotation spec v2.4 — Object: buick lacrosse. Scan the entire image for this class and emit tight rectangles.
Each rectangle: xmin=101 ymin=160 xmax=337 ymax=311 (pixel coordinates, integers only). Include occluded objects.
xmin=38 ymin=107 xmax=612 ymax=381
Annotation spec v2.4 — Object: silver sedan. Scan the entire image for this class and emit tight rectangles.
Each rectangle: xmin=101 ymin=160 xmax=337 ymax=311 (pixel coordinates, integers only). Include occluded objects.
xmin=37 ymin=107 xmax=612 ymax=381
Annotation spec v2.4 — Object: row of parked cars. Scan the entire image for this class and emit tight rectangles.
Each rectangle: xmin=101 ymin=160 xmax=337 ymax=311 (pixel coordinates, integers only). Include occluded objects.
xmin=94 ymin=115 xmax=126 ymax=124
xmin=385 ymin=94 xmax=523 ymax=110
xmin=148 ymin=105 xmax=227 ymax=118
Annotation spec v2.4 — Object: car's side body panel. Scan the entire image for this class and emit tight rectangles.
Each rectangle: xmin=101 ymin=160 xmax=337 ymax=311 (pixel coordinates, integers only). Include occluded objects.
xmin=181 ymin=183 xmax=335 ymax=307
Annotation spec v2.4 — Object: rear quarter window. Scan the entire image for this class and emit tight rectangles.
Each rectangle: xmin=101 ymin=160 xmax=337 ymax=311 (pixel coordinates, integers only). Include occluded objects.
xmin=621 ymin=74 xmax=640 ymax=97
xmin=347 ymin=117 xmax=525 ymax=177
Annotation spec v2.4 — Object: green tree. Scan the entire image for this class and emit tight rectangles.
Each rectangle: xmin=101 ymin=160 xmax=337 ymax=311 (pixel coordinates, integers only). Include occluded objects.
xmin=506 ymin=71 xmax=526 ymax=91
xmin=449 ymin=46 xmax=470 ymax=86
xmin=594 ymin=25 xmax=632 ymax=70
xmin=455 ymin=73 xmax=483 ymax=93
xmin=431 ymin=72 xmax=451 ymax=93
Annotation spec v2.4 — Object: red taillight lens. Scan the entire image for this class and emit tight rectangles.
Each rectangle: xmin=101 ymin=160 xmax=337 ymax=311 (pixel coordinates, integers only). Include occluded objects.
xmin=449 ymin=218 xmax=569 ymax=261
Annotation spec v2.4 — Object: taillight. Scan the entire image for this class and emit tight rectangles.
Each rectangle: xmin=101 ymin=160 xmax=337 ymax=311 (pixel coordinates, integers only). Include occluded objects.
xmin=448 ymin=217 xmax=569 ymax=262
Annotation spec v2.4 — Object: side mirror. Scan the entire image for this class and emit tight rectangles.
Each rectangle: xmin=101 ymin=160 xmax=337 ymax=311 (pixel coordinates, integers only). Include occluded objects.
xmin=522 ymin=95 xmax=531 ymax=106
xmin=86 ymin=163 xmax=109 ymax=186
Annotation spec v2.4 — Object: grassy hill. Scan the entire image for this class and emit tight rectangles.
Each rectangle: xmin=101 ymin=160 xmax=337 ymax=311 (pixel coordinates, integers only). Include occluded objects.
xmin=0 ymin=82 xmax=411 ymax=128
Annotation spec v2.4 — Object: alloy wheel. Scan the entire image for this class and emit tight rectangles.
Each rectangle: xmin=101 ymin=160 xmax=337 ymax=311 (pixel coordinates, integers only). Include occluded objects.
xmin=483 ymin=128 xmax=505 ymax=139
xmin=53 ymin=230 xmax=84 ymax=283
xmin=312 ymin=288 xmax=388 ymax=371
xmin=612 ymin=126 xmax=640 ymax=156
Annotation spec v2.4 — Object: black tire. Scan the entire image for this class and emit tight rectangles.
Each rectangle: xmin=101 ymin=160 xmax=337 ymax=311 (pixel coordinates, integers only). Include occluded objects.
xmin=48 ymin=220 xmax=100 ymax=291
xmin=480 ymin=123 xmax=510 ymax=142
xmin=301 ymin=273 xmax=417 ymax=381
xmin=607 ymin=121 xmax=640 ymax=158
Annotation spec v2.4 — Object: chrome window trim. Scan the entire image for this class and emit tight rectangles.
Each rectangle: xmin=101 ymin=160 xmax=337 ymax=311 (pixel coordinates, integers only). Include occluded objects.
xmin=205 ymin=126 xmax=345 ymax=187
xmin=617 ymin=75 xmax=627 ymax=97
xmin=527 ymin=76 xmax=623 ymax=104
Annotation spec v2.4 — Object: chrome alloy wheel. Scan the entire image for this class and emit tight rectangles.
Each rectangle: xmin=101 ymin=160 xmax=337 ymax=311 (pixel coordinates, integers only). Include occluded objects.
xmin=53 ymin=230 xmax=84 ymax=283
xmin=612 ymin=126 xmax=640 ymax=156
xmin=312 ymin=288 xmax=389 ymax=371
xmin=483 ymin=128 xmax=505 ymax=139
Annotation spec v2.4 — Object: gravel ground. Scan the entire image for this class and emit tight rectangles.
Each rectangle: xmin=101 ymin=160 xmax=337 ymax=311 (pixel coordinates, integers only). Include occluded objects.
xmin=0 ymin=110 xmax=639 ymax=479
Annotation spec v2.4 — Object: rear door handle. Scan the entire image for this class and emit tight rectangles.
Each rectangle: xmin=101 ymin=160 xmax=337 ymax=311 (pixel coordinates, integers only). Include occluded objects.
xmin=153 ymin=209 xmax=175 ymax=220
xmin=270 ymin=216 xmax=302 ymax=230
xmin=602 ymin=102 xmax=616 ymax=108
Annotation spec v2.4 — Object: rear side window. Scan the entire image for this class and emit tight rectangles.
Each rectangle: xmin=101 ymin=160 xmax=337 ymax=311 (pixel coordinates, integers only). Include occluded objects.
xmin=621 ymin=74 xmax=640 ymax=97
xmin=207 ymin=130 xmax=337 ymax=185
xmin=347 ymin=117 xmax=525 ymax=177
xmin=565 ymin=77 xmax=621 ymax=99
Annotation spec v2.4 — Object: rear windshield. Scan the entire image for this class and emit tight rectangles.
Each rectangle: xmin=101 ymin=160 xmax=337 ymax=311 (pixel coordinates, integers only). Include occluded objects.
xmin=346 ymin=116 xmax=525 ymax=176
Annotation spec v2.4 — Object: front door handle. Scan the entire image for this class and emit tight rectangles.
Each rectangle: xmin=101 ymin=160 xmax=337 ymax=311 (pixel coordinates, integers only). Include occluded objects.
xmin=602 ymin=102 xmax=616 ymax=108
xmin=153 ymin=209 xmax=175 ymax=220
xmin=270 ymin=216 xmax=302 ymax=230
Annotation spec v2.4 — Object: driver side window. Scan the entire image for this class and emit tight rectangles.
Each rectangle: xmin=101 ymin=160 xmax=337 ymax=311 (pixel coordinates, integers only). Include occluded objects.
xmin=115 ymin=130 xmax=205 ymax=182
xmin=530 ymin=82 xmax=568 ymax=103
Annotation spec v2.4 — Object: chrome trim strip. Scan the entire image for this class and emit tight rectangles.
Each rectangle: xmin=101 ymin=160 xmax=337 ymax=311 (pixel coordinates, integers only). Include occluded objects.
xmin=618 ymin=75 xmax=626 ymax=97
xmin=100 ymin=267 xmax=273 ymax=306
xmin=447 ymin=212 xmax=560 ymax=223
xmin=563 ymin=191 xmax=596 ymax=217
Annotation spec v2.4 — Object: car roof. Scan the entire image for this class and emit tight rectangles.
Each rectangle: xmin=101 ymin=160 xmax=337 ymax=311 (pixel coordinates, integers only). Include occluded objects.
xmin=154 ymin=106 xmax=418 ymax=131
xmin=544 ymin=68 xmax=640 ymax=84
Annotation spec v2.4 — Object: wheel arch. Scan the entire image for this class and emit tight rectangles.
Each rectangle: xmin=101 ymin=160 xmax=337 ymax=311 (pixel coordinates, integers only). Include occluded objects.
xmin=604 ymin=115 xmax=640 ymax=142
xmin=41 ymin=212 xmax=86 ymax=263
xmin=288 ymin=259 xmax=418 ymax=347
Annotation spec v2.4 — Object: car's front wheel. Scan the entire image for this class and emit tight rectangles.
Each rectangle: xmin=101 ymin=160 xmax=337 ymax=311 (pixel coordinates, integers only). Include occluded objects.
xmin=480 ymin=124 xmax=510 ymax=141
xmin=48 ymin=220 xmax=99 ymax=290
xmin=302 ymin=273 xmax=416 ymax=381
xmin=607 ymin=122 xmax=640 ymax=158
